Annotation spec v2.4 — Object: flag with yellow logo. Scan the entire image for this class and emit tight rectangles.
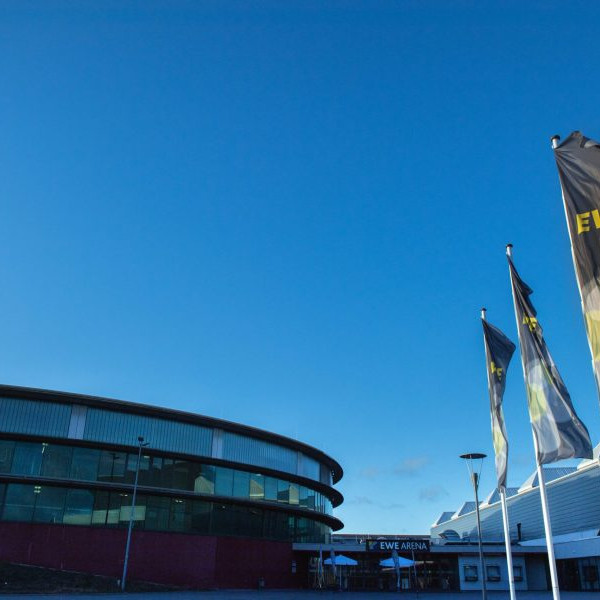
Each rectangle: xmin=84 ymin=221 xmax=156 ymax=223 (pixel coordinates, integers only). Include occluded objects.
xmin=508 ymin=256 xmax=593 ymax=464
xmin=553 ymin=131 xmax=600 ymax=394
xmin=482 ymin=319 xmax=515 ymax=490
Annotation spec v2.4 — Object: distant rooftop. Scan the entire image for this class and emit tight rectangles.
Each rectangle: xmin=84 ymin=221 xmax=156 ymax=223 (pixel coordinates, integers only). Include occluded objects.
xmin=518 ymin=467 xmax=577 ymax=492
xmin=434 ymin=456 xmax=597 ymax=528
xmin=432 ymin=512 xmax=455 ymax=527
xmin=483 ymin=487 xmax=519 ymax=505
xmin=452 ymin=501 xmax=479 ymax=518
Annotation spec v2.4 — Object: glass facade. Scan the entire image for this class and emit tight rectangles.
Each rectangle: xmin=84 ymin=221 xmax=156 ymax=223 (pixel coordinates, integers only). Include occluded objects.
xmin=0 ymin=399 xmax=340 ymax=486
xmin=0 ymin=482 xmax=330 ymax=542
xmin=0 ymin=439 xmax=333 ymax=516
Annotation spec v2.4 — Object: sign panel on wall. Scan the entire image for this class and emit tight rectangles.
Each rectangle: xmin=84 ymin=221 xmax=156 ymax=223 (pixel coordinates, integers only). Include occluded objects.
xmin=367 ymin=539 xmax=430 ymax=553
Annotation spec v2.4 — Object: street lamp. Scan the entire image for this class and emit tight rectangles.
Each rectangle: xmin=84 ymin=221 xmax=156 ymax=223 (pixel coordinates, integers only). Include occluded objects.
xmin=460 ymin=452 xmax=487 ymax=600
xmin=121 ymin=436 xmax=149 ymax=592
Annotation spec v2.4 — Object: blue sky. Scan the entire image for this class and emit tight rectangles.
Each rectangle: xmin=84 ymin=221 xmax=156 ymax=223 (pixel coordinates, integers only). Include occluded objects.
xmin=2 ymin=1 xmax=600 ymax=534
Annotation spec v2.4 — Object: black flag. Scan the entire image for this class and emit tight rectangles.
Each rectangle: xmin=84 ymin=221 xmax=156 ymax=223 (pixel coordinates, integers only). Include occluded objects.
xmin=482 ymin=319 xmax=515 ymax=490
xmin=554 ymin=131 xmax=600 ymax=394
xmin=508 ymin=256 xmax=593 ymax=464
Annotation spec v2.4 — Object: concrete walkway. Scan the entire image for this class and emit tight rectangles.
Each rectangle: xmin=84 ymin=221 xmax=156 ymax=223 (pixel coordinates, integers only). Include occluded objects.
xmin=1 ymin=592 xmax=598 ymax=600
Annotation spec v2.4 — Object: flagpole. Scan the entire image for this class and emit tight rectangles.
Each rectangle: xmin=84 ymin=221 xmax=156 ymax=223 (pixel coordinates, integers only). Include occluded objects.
xmin=506 ymin=244 xmax=561 ymax=600
xmin=481 ymin=308 xmax=517 ymax=600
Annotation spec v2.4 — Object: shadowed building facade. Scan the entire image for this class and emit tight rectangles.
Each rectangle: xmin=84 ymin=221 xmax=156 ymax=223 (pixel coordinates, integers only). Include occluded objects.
xmin=0 ymin=384 xmax=343 ymax=588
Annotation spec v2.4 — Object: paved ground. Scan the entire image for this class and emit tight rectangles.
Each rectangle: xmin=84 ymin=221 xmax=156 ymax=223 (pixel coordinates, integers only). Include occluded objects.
xmin=1 ymin=592 xmax=598 ymax=599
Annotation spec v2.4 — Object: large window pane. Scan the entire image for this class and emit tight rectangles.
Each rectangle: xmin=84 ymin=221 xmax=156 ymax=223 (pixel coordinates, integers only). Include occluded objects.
xmin=211 ymin=503 xmax=237 ymax=536
xmin=289 ymin=484 xmax=299 ymax=505
xmin=243 ymin=507 xmax=263 ymax=537
xmin=3 ymin=483 xmax=36 ymax=522
xmin=98 ymin=451 xmax=125 ymax=482
xmin=250 ymin=474 xmax=264 ymax=500
xmin=296 ymin=517 xmax=310 ymax=542
xmin=277 ymin=480 xmax=289 ymax=503
xmin=148 ymin=456 xmax=163 ymax=487
xmin=145 ymin=496 xmax=170 ymax=531
xmin=214 ymin=467 xmax=234 ymax=497
xmin=118 ymin=493 xmax=145 ymax=526
xmin=232 ymin=471 xmax=250 ymax=498
xmin=0 ymin=440 xmax=15 ymax=473
xmin=172 ymin=460 xmax=192 ymax=490
xmin=70 ymin=447 xmax=100 ymax=481
xmin=11 ymin=443 xmax=43 ymax=476
xmin=106 ymin=493 xmax=122 ymax=525
xmin=33 ymin=486 xmax=66 ymax=523
xmin=41 ymin=444 xmax=73 ymax=478
xmin=264 ymin=510 xmax=291 ymax=541
xmin=325 ymin=499 xmax=332 ymax=515
xmin=160 ymin=458 xmax=174 ymax=488
xmin=136 ymin=454 xmax=152 ymax=486
xmin=92 ymin=491 xmax=109 ymax=525
xmin=299 ymin=486 xmax=308 ymax=508
xmin=124 ymin=453 xmax=139 ymax=484
xmin=215 ymin=504 xmax=263 ymax=537
xmin=191 ymin=500 xmax=211 ymax=533
xmin=264 ymin=477 xmax=277 ymax=501
xmin=194 ymin=465 xmax=215 ymax=494
xmin=169 ymin=498 xmax=191 ymax=532
xmin=63 ymin=489 xmax=94 ymax=525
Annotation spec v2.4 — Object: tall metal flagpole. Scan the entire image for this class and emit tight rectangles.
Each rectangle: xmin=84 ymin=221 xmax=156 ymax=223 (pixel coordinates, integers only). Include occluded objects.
xmin=506 ymin=244 xmax=561 ymax=600
xmin=481 ymin=308 xmax=517 ymax=600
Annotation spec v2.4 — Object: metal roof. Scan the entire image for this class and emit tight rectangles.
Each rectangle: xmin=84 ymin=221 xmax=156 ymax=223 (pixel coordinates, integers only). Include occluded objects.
xmin=518 ymin=467 xmax=577 ymax=492
xmin=432 ymin=511 xmax=455 ymax=526
xmin=452 ymin=501 xmax=479 ymax=518
xmin=482 ymin=487 xmax=519 ymax=505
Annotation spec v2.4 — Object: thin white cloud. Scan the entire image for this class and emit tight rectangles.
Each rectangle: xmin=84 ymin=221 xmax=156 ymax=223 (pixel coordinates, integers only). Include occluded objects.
xmin=393 ymin=456 xmax=430 ymax=476
xmin=419 ymin=485 xmax=448 ymax=502
xmin=345 ymin=496 xmax=404 ymax=511
xmin=358 ymin=466 xmax=382 ymax=480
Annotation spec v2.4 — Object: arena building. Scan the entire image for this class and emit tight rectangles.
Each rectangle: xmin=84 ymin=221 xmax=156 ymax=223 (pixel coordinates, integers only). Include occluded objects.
xmin=430 ymin=447 xmax=600 ymax=592
xmin=0 ymin=384 xmax=344 ymax=588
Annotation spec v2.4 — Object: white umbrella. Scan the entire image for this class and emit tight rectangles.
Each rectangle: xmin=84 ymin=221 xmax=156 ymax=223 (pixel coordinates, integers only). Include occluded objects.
xmin=324 ymin=554 xmax=358 ymax=566
xmin=380 ymin=556 xmax=415 ymax=568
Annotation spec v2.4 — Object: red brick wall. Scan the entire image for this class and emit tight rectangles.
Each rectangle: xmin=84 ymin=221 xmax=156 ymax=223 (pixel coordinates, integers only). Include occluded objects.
xmin=0 ymin=522 xmax=296 ymax=589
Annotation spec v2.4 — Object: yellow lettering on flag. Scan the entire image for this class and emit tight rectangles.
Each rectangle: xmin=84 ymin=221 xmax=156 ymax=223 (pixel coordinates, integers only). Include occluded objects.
xmin=584 ymin=311 xmax=600 ymax=361
xmin=577 ymin=212 xmax=591 ymax=234
xmin=491 ymin=361 xmax=503 ymax=380
xmin=523 ymin=315 xmax=538 ymax=331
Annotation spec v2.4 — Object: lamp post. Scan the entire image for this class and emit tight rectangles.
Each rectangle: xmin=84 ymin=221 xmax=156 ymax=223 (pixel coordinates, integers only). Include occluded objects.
xmin=460 ymin=452 xmax=487 ymax=600
xmin=121 ymin=436 xmax=149 ymax=592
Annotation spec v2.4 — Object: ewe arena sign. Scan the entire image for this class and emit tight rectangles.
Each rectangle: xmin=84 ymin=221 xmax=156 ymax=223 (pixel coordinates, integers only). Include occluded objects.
xmin=367 ymin=539 xmax=430 ymax=553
